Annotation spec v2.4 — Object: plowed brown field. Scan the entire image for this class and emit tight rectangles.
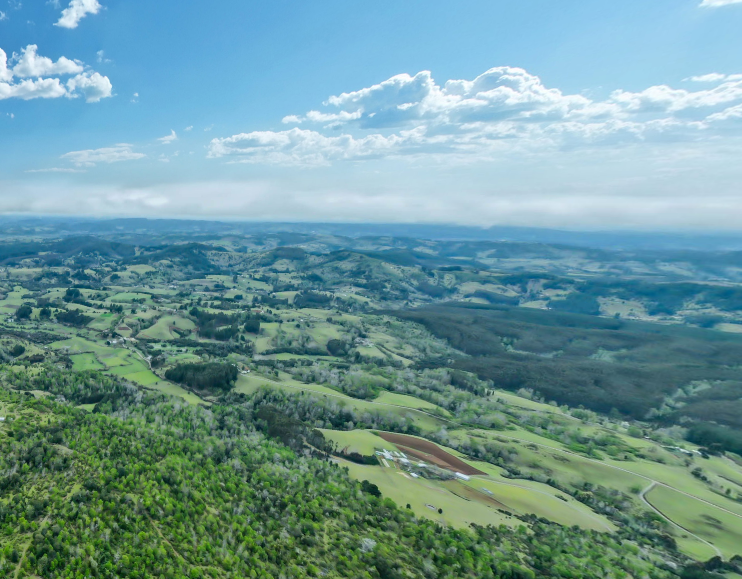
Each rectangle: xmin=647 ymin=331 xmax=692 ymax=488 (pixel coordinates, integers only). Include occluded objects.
xmin=377 ymin=432 xmax=485 ymax=476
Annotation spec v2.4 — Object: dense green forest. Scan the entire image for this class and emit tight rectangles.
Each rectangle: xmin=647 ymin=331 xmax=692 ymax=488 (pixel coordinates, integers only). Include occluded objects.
xmin=391 ymin=304 xmax=742 ymax=424
xmin=0 ymin=382 xmax=680 ymax=579
xmin=165 ymin=362 xmax=238 ymax=393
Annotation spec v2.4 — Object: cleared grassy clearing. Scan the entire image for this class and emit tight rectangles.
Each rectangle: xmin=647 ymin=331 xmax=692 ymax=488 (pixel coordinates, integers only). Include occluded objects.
xmin=51 ymin=336 xmax=113 ymax=356
xmin=342 ymin=461 xmax=513 ymax=530
xmin=146 ymin=381 xmax=204 ymax=405
xmin=465 ymin=478 xmax=613 ymax=532
xmin=239 ymin=373 xmax=352 ymax=399
xmin=491 ymin=390 xmax=567 ymax=414
xmin=245 ymin=375 xmax=448 ymax=431
xmin=603 ymin=458 xmax=742 ymax=518
xmin=320 ymin=429 xmax=384 ymax=455
xmin=70 ymin=353 xmax=105 ymax=371
xmin=88 ymin=313 xmax=117 ymax=330
xmin=124 ymin=370 xmax=161 ymax=386
xmin=137 ymin=315 xmax=195 ymax=340
xmin=374 ymin=392 xmax=450 ymax=415
xmin=100 ymin=355 xmax=129 ymax=367
xmin=356 ymin=345 xmax=387 ymax=359
xmin=646 ymin=485 xmax=742 ymax=559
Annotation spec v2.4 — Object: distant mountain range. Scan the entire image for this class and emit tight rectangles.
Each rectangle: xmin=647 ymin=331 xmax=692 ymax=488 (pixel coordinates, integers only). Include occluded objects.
xmin=2 ymin=216 xmax=742 ymax=251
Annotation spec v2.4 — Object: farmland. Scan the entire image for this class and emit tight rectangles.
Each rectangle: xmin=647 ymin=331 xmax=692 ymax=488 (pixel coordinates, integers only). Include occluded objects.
xmin=0 ymin=225 xmax=742 ymax=577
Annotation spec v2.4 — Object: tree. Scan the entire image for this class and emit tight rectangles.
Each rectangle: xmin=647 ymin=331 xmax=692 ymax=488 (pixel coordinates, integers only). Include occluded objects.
xmin=165 ymin=362 xmax=238 ymax=392
xmin=15 ymin=305 xmax=32 ymax=320
xmin=361 ymin=480 xmax=381 ymax=497
xmin=244 ymin=319 xmax=261 ymax=334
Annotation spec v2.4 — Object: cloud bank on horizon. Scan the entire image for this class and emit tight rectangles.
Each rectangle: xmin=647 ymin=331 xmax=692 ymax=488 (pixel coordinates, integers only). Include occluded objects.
xmin=208 ymin=66 xmax=742 ymax=166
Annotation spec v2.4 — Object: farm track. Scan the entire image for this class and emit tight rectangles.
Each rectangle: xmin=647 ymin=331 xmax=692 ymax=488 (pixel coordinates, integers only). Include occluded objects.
xmin=640 ymin=482 xmax=722 ymax=558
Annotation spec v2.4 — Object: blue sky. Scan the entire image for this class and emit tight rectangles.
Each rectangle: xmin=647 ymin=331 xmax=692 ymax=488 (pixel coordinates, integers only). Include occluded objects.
xmin=1 ymin=0 xmax=742 ymax=229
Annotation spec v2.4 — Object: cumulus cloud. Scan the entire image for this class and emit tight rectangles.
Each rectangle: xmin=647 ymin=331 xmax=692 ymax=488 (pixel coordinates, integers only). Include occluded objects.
xmin=61 ymin=144 xmax=145 ymax=167
xmin=12 ymin=45 xmax=83 ymax=77
xmin=700 ymin=0 xmax=742 ymax=6
xmin=157 ymin=130 xmax=178 ymax=144
xmin=0 ymin=11 xmax=7 ymax=21
xmin=208 ymin=128 xmax=410 ymax=166
xmin=55 ymin=0 xmax=101 ymax=29
xmin=0 ymin=46 xmax=111 ymax=102
xmin=210 ymin=65 xmax=742 ymax=165
xmin=65 ymin=71 xmax=112 ymax=102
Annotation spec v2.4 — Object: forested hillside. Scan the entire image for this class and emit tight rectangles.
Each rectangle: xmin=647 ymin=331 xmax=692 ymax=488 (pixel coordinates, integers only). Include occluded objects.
xmin=0 ymin=383 xmax=675 ymax=579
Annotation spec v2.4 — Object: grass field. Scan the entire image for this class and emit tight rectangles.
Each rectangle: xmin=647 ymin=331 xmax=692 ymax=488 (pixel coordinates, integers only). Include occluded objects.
xmin=646 ymin=485 xmax=742 ymax=559
xmin=146 ymin=381 xmax=205 ymax=405
xmin=70 ymin=353 xmax=105 ymax=371
xmin=339 ymin=448 xmax=613 ymax=532
xmin=342 ymin=460 xmax=513 ymax=530
xmin=320 ymin=429 xmax=385 ymax=455
xmin=468 ymin=477 xmax=613 ymax=532
xmin=374 ymin=392 xmax=450 ymax=416
xmin=137 ymin=315 xmax=195 ymax=340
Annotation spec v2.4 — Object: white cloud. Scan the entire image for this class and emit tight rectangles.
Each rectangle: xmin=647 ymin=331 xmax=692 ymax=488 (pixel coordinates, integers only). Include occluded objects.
xmin=700 ymin=0 xmax=742 ymax=6
xmin=131 ymin=92 xmax=139 ymax=103
xmin=25 ymin=167 xmax=86 ymax=173
xmin=0 ymin=76 xmax=67 ymax=100
xmin=96 ymin=50 xmax=111 ymax=64
xmin=184 ymin=125 xmax=193 ymax=131
xmin=686 ymin=73 xmax=728 ymax=83
xmin=61 ymin=144 xmax=145 ymax=167
xmin=0 ymin=50 xmax=12 ymax=83
xmin=66 ymin=72 xmax=112 ymax=102
xmin=55 ymin=0 xmax=101 ymax=29
xmin=157 ymin=130 xmax=178 ymax=144
xmin=208 ymin=128 xmax=407 ymax=166
xmin=0 ymin=11 xmax=7 ymax=21
xmin=12 ymin=45 xmax=83 ymax=78
xmin=210 ymin=65 xmax=742 ymax=166
xmin=0 ymin=46 xmax=111 ymax=102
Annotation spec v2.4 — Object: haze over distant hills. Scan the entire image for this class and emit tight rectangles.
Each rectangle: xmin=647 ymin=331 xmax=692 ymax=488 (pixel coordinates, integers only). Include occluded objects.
xmin=3 ymin=216 xmax=742 ymax=252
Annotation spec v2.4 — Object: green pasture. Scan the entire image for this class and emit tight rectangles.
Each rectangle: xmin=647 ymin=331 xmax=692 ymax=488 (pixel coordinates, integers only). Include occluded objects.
xmin=70 ymin=353 xmax=105 ymax=371
xmin=137 ymin=315 xmax=195 ymax=340
xmin=646 ymin=485 xmax=742 ymax=559
xmin=374 ymin=392 xmax=450 ymax=416
xmin=108 ymin=292 xmax=153 ymax=303
xmin=320 ymin=429 xmax=385 ymax=455
xmin=342 ymin=461 xmax=513 ymax=530
xmin=145 ymin=381 xmax=204 ymax=405
xmin=468 ymin=477 xmax=613 ymax=532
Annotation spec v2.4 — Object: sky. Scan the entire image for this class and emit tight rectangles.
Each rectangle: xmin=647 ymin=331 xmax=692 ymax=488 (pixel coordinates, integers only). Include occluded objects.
xmin=1 ymin=0 xmax=742 ymax=230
